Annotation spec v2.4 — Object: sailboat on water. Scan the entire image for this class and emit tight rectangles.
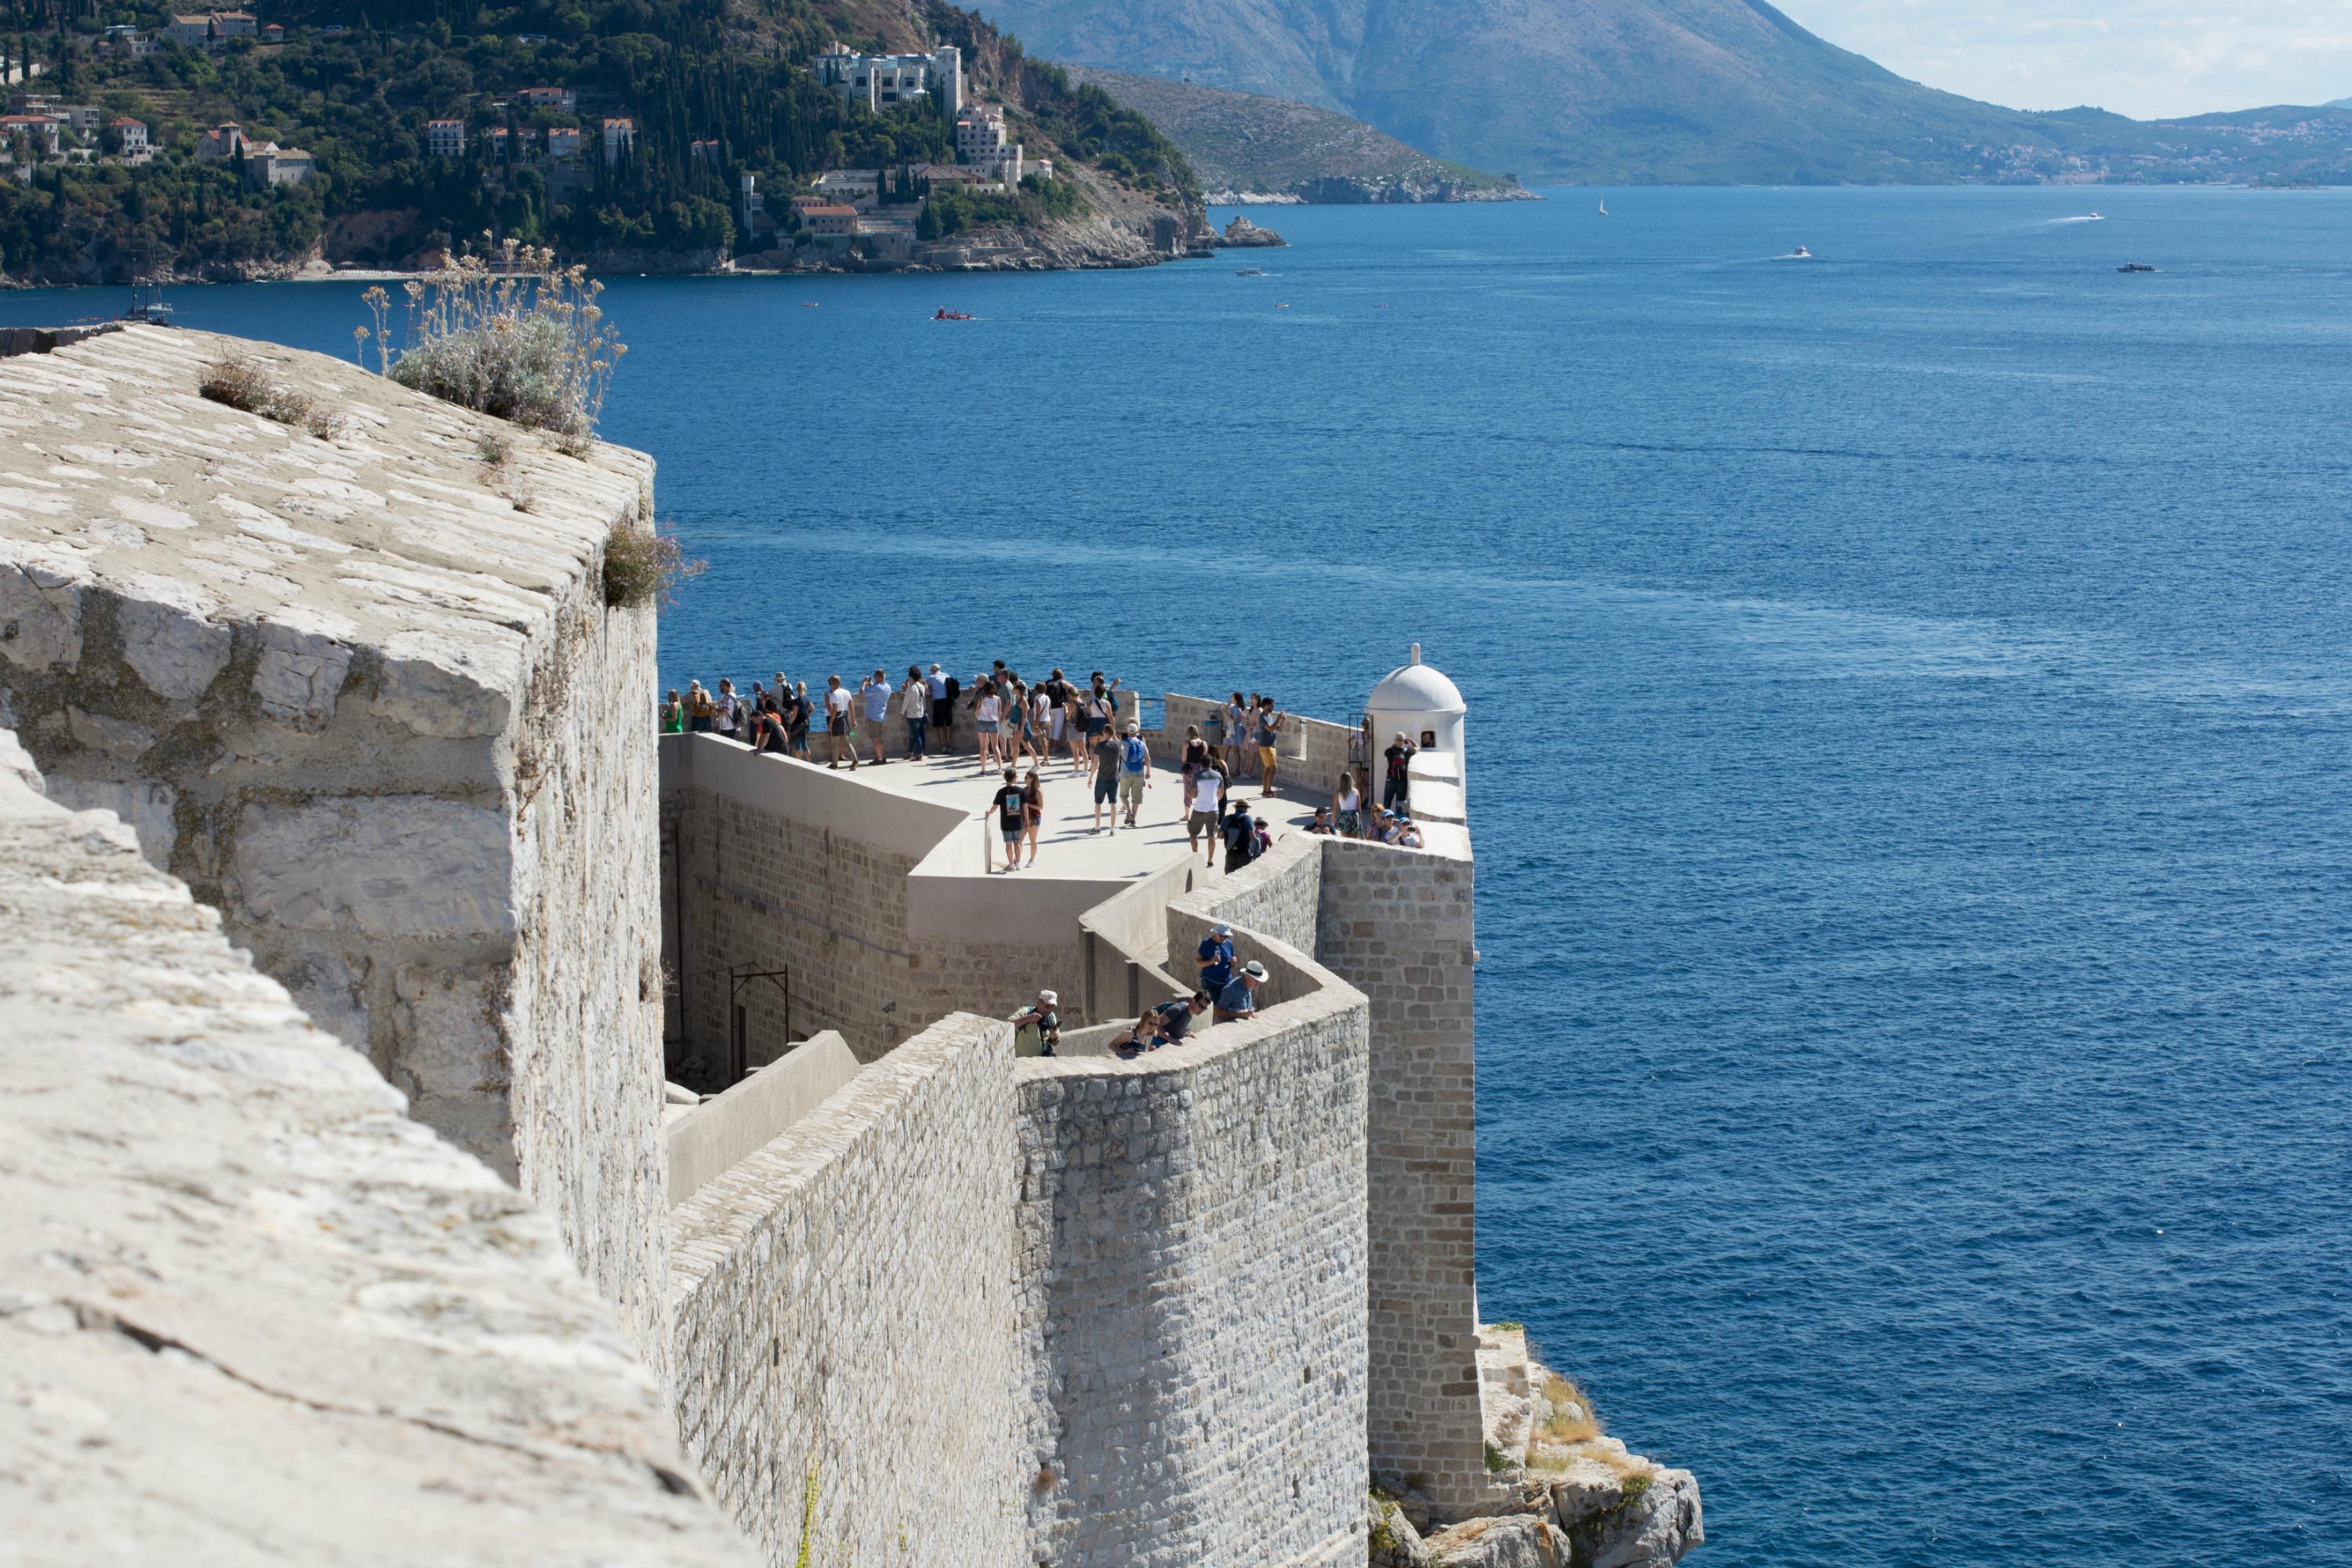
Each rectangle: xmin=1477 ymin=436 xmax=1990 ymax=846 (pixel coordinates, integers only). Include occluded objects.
xmin=1598 ymin=198 xmax=1609 ymax=216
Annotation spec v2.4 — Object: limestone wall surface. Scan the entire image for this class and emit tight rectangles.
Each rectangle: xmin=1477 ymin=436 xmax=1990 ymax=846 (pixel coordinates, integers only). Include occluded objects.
xmin=662 ymin=734 xmax=1088 ymax=1065
xmin=667 ymin=1014 xmax=1025 ymax=1568
xmin=1015 ymin=834 xmax=1373 ymax=1568
xmin=1317 ymin=835 xmax=1494 ymax=1510
xmin=0 ymin=326 xmax=671 ymax=1359
xmin=0 ymin=729 xmax=754 ymax=1566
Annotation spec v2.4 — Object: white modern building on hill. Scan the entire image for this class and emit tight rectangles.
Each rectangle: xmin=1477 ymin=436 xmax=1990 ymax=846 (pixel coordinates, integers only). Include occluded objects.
xmin=814 ymin=42 xmax=963 ymax=114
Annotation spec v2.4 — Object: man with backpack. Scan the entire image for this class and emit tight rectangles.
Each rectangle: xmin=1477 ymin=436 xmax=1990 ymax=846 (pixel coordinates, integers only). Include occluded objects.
xmin=1117 ymin=720 xmax=1152 ymax=829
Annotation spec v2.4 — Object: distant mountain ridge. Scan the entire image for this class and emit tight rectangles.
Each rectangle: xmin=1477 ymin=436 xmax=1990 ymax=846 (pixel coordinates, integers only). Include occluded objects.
xmin=1067 ymin=67 xmax=1535 ymax=201
xmin=978 ymin=0 xmax=2352 ymax=183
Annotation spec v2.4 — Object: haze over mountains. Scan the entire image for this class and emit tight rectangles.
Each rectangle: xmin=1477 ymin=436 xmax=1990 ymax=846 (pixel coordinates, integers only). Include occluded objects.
xmin=981 ymin=0 xmax=2352 ymax=183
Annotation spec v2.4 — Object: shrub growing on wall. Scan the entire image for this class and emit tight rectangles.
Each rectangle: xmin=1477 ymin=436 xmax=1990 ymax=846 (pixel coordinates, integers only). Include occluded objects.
xmin=372 ymin=239 xmax=624 ymax=449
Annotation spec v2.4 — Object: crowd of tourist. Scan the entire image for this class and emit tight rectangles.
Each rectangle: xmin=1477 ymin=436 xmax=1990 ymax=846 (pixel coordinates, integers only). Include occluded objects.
xmin=655 ymin=665 xmax=1430 ymax=866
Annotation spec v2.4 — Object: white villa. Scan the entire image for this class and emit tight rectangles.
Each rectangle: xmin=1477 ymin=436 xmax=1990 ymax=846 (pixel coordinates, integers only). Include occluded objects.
xmin=954 ymin=103 xmax=1047 ymax=184
xmin=814 ymin=42 xmax=963 ymax=114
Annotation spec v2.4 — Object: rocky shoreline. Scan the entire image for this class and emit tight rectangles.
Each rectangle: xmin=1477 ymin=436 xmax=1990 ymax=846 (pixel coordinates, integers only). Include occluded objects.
xmin=1372 ymin=1328 xmax=1704 ymax=1568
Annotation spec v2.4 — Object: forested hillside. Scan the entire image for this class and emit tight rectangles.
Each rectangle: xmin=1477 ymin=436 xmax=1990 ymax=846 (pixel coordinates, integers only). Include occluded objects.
xmin=0 ymin=0 xmax=1197 ymax=281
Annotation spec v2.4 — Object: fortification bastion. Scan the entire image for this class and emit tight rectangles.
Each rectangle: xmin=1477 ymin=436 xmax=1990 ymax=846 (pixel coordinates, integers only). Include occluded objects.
xmin=0 ymin=320 xmax=1702 ymax=1566
xmin=0 ymin=325 xmax=670 ymax=1359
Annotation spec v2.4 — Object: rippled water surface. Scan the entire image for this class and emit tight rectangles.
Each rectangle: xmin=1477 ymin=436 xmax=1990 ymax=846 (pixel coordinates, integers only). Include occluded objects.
xmin=19 ymin=185 xmax=2348 ymax=1567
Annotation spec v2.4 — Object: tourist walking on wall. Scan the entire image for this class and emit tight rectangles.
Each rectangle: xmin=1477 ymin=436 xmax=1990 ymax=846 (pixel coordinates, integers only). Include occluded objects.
xmin=1254 ymin=698 xmax=1287 ymax=797
xmin=824 ymin=675 xmax=857 ymax=769
xmin=686 ymin=680 xmax=714 ymax=733
xmin=713 ymin=679 xmax=740 ymax=741
xmin=1044 ymin=668 xmax=1069 ymax=764
xmin=1030 ymin=686 xmax=1053 ymax=767
xmin=1334 ymin=772 xmax=1364 ymax=838
xmin=788 ymin=682 xmax=813 ymax=757
xmin=1383 ymin=731 xmax=1417 ymax=812
xmin=1089 ymin=723 xmax=1121 ymax=834
xmin=1185 ymin=765 xmax=1223 ymax=863
xmin=989 ymin=769 xmax=1027 ymax=872
xmin=1117 ymin=720 xmax=1152 ymax=828
xmin=860 ymin=670 xmax=893 ymax=764
xmin=1083 ymin=673 xmax=1122 ymax=751
xmin=659 ymin=690 xmax=683 ymax=733
xmin=1221 ymin=691 xmax=1248 ymax=779
xmin=974 ymin=681 xmax=1003 ymax=773
xmin=1070 ymin=676 xmax=1096 ymax=773
xmin=1021 ymin=768 xmax=1045 ymax=867
xmin=1006 ymin=678 xmax=1028 ymax=763
xmin=926 ymin=664 xmax=951 ymax=752
xmin=901 ymin=666 xmax=930 ymax=758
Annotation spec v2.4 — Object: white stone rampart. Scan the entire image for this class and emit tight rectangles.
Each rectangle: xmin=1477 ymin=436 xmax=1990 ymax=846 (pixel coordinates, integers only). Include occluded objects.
xmin=1160 ymin=691 xmax=1358 ymax=797
xmin=666 ymin=1014 xmax=1026 ymax=1567
xmin=663 ymin=1030 xmax=861 ymax=1208
xmin=1016 ymin=839 xmax=1372 ymax=1567
xmin=1318 ymin=833 xmax=1495 ymax=1511
xmin=660 ymin=733 xmax=1091 ymax=1064
xmin=0 ymin=326 xmax=670 ymax=1363
xmin=0 ymin=728 xmax=754 ymax=1565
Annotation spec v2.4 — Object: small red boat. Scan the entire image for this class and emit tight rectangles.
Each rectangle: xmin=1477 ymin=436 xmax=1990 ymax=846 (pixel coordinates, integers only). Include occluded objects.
xmin=935 ymin=308 xmax=973 ymax=320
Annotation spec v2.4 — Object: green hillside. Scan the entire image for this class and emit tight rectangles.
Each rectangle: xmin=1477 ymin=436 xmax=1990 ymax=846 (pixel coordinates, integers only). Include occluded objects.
xmin=0 ymin=0 xmax=1196 ymax=281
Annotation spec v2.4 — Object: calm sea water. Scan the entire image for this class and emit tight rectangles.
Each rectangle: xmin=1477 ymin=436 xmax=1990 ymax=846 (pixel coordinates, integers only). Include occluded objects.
xmin=16 ymin=186 xmax=2347 ymax=1568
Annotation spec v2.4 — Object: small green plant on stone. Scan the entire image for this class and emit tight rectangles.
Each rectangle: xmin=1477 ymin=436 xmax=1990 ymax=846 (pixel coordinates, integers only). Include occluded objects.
xmin=795 ymin=1457 xmax=820 ymax=1568
xmin=1484 ymin=1440 xmax=1514 ymax=1473
xmin=602 ymin=519 xmax=703 ymax=611
xmin=199 ymin=354 xmax=344 ymax=441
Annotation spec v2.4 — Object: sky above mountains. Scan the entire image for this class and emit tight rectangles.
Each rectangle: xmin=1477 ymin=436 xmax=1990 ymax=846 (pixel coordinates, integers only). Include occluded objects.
xmin=1775 ymin=0 xmax=2352 ymax=118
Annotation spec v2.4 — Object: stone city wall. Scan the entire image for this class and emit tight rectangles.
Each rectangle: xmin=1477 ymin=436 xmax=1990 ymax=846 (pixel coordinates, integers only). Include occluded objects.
xmin=1014 ymin=833 xmax=1373 ymax=1568
xmin=1160 ymin=691 xmax=1359 ymax=797
xmin=1316 ymin=835 xmax=1494 ymax=1512
xmin=0 ymin=728 xmax=754 ymax=1566
xmin=661 ymin=734 xmax=1103 ymax=1071
xmin=0 ymin=326 xmax=671 ymax=1363
xmin=667 ymin=1014 xmax=1026 ymax=1568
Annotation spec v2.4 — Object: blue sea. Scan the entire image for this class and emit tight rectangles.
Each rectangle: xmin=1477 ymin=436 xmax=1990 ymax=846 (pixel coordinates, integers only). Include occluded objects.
xmin=16 ymin=185 xmax=2347 ymax=1567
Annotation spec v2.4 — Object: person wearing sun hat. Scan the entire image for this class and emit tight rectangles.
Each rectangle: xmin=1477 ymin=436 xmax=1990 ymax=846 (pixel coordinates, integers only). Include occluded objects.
xmin=1008 ymin=988 xmax=1060 ymax=1055
xmin=1196 ymin=921 xmax=1236 ymax=996
xmin=1214 ymin=960 xmax=1268 ymax=1022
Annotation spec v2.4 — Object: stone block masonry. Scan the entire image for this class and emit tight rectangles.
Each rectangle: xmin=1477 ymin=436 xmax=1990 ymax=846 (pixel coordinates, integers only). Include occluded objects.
xmin=0 ymin=325 xmax=671 ymax=1367
xmin=0 ymin=728 xmax=756 ymax=1566
xmin=1018 ymin=854 xmax=1373 ymax=1568
xmin=1317 ymin=836 xmax=1494 ymax=1511
xmin=661 ymin=737 xmax=1088 ymax=1066
xmin=667 ymin=1014 xmax=1026 ymax=1568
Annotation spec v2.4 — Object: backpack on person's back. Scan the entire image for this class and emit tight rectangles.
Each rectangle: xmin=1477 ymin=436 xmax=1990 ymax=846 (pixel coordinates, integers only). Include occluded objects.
xmin=1225 ymin=811 xmax=1260 ymax=864
xmin=1122 ymin=736 xmax=1149 ymax=774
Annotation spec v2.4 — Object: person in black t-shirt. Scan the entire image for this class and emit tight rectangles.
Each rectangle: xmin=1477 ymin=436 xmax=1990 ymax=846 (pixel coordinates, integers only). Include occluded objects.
xmin=989 ymin=768 xmax=1026 ymax=873
xmin=1382 ymin=732 xmax=1418 ymax=812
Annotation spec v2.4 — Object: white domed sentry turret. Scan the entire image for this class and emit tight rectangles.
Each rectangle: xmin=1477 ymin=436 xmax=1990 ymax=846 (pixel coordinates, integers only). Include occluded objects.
xmin=1366 ymin=644 xmax=1466 ymax=813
